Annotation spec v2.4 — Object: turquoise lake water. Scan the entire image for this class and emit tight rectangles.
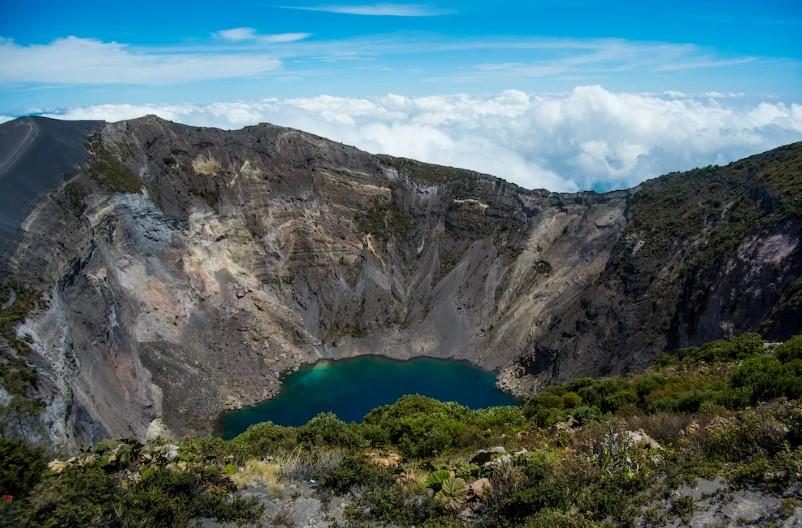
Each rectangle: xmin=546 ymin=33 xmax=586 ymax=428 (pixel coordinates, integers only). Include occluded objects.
xmin=220 ymin=356 xmax=519 ymax=439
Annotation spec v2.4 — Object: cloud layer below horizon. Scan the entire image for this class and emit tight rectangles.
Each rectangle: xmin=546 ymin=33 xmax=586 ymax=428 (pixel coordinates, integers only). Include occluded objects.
xmin=29 ymin=86 xmax=802 ymax=192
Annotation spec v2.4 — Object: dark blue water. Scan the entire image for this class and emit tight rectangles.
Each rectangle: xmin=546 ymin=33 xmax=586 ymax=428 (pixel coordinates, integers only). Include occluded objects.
xmin=220 ymin=356 xmax=518 ymax=439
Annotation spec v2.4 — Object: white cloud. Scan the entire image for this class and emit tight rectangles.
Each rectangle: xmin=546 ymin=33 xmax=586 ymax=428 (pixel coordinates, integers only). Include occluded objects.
xmin=42 ymin=86 xmax=802 ymax=192
xmin=260 ymin=33 xmax=312 ymax=44
xmin=462 ymin=40 xmax=756 ymax=82
xmin=278 ymin=3 xmax=454 ymax=16
xmin=214 ymin=27 xmax=259 ymax=41
xmin=213 ymin=28 xmax=311 ymax=43
xmin=0 ymin=115 xmax=13 ymax=124
xmin=656 ymin=56 xmax=756 ymax=72
xmin=0 ymin=36 xmax=281 ymax=85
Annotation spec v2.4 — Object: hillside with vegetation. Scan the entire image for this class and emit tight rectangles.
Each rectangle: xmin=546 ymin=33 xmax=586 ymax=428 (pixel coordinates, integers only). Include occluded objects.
xmin=527 ymin=142 xmax=802 ymax=385
xmin=3 ymin=332 xmax=802 ymax=527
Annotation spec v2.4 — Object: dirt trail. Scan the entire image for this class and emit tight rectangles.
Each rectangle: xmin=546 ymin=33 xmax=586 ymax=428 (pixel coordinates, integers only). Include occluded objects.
xmin=0 ymin=118 xmax=38 ymax=176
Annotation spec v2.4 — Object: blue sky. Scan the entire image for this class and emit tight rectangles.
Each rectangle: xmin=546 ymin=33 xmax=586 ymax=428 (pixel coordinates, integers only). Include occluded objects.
xmin=1 ymin=0 xmax=801 ymax=112
xmin=1 ymin=1 xmax=801 ymax=192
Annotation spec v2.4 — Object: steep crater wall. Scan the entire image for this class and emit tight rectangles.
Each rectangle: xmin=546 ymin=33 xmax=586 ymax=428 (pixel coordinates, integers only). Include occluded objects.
xmin=1 ymin=116 xmax=800 ymax=449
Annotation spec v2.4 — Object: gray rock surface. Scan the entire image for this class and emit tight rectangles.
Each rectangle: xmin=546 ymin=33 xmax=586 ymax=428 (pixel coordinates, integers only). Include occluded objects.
xmin=654 ymin=478 xmax=802 ymax=527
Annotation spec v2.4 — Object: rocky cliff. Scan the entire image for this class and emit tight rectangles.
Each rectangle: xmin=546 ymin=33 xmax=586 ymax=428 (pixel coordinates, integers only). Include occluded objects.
xmin=1 ymin=115 xmax=800 ymax=450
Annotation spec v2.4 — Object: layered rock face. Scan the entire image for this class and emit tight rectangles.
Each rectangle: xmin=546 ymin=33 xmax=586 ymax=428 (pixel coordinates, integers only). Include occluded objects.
xmin=0 ymin=116 xmax=800 ymax=449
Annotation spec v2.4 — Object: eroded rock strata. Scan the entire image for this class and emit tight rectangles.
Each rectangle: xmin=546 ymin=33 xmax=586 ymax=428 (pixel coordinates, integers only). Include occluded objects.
xmin=1 ymin=115 xmax=800 ymax=449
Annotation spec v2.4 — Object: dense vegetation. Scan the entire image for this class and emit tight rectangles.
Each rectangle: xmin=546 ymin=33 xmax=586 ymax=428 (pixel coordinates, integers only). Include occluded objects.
xmin=2 ymin=333 xmax=802 ymax=527
xmin=0 ymin=284 xmax=45 ymax=434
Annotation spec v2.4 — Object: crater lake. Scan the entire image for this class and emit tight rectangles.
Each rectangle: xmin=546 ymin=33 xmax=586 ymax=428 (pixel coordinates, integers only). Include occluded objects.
xmin=220 ymin=356 xmax=519 ymax=438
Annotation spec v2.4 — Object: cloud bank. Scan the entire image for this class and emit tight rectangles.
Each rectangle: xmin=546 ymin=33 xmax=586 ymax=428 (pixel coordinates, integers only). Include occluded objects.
xmin=42 ymin=86 xmax=802 ymax=191
xmin=0 ymin=37 xmax=281 ymax=85
xmin=0 ymin=33 xmax=772 ymax=91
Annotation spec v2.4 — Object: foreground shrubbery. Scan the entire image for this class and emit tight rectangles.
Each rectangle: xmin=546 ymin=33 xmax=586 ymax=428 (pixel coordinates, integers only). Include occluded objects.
xmin=523 ymin=333 xmax=802 ymax=427
xmin=0 ymin=439 xmax=262 ymax=528
xmin=3 ymin=333 xmax=802 ymax=527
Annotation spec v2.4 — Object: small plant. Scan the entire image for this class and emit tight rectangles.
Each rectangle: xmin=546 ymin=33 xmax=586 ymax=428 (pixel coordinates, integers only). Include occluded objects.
xmin=314 ymin=452 xmax=383 ymax=494
xmin=525 ymin=509 xmax=600 ymax=528
xmin=671 ymin=495 xmax=695 ymax=523
xmin=779 ymin=498 xmax=798 ymax=518
xmin=425 ymin=469 xmax=451 ymax=491
xmin=435 ymin=477 xmax=467 ymax=511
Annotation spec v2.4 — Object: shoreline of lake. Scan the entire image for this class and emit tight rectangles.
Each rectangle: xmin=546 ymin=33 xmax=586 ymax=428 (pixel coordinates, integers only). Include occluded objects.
xmin=217 ymin=355 xmax=520 ymax=439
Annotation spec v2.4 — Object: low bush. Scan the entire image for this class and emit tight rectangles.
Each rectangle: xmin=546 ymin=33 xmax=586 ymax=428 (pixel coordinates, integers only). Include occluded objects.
xmin=353 ymin=483 xmax=442 ymax=526
xmin=230 ymin=421 xmax=297 ymax=458
xmin=315 ymin=452 xmax=386 ymax=493
xmin=660 ymin=333 xmax=764 ymax=365
xmin=297 ymin=412 xmax=363 ymax=448
xmin=525 ymin=509 xmax=601 ymax=528
xmin=365 ymin=395 xmax=471 ymax=457
xmin=521 ymin=333 xmax=802 ymax=430
xmin=12 ymin=461 xmax=261 ymax=528
xmin=0 ymin=439 xmax=46 ymax=498
xmin=22 ymin=465 xmax=117 ymax=528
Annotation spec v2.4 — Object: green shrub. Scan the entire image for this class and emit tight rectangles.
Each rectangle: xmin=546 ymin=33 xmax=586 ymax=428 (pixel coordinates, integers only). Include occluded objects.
xmin=776 ymin=335 xmax=802 ymax=362
xmin=121 ymin=467 xmax=261 ymax=526
xmin=525 ymin=509 xmax=600 ymax=528
xmin=562 ymin=392 xmax=582 ymax=408
xmin=315 ymin=452 xmax=384 ymax=494
xmin=576 ymin=378 xmax=637 ymax=413
xmin=21 ymin=466 xmax=117 ymax=528
xmin=355 ymin=483 xmax=442 ymax=525
xmin=571 ymin=405 xmax=601 ymax=425
xmin=365 ymin=396 xmax=470 ymax=457
xmin=523 ymin=387 xmax=578 ymax=426
xmin=17 ymin=464 xmax=261 ymax=528
xmin=471 ymin=406 xmax=526 ymax=430
xmin=495 ymin=456 xmax=571 ymax=519
xmin=179 ymin=435 xmax=233 ymax=463
xmin=395 ymin=413 xmax=466 ymax=457
xmin=9 ymin=332 xmax=802 ymax=528
xmin=702 ymin=413 xmax=788 ymax=462
xmin=354 ymin=423 xmax=391 ymax=447
xmin=731 ymin=356 xmax=802 ymax=403
xmin=0 ymin=439 xmax=46 ymax=498
xmin=297 ymin=413 xmax=363 ymax=448
xmin=670 ymin=495 xmax=695 ymax=523
xmin=661 ymin=333 xmax=765 ymax=365
xmin=231 ymin=421 xmax=297 ymax=457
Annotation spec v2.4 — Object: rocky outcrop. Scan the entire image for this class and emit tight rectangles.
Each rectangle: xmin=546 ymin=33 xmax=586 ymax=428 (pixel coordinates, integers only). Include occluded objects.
xmin=0 ymin=115 xmax=800 ymax=450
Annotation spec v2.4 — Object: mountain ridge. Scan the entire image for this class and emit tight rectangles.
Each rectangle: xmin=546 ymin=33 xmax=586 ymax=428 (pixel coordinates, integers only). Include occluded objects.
xmin=0 ymin=114 xmax=800 ymax=450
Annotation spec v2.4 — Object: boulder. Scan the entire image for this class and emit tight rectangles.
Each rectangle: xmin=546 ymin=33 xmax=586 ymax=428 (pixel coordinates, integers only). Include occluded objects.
xmin=470 ymin=446 xmax=508 ymax=465
xmin=624 ymin=429 xmax=662 ymax=450
xmin=553 ymin=415 xmax=579 ymax=433
xmin=468 ymin=478 xmax=492 ymax=499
